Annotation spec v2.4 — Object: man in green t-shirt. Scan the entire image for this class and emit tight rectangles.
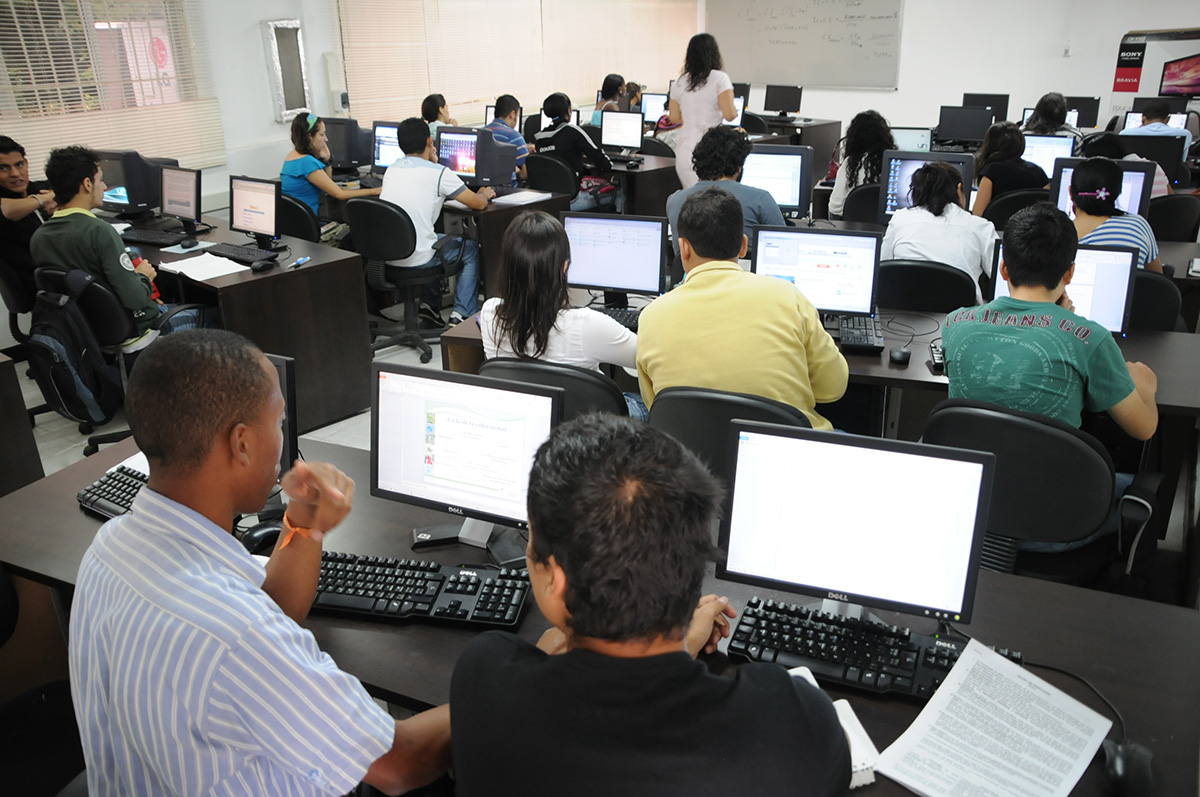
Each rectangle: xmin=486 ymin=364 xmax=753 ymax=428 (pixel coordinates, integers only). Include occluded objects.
xmin=943 ymin=202 xmax=1157 ymax=441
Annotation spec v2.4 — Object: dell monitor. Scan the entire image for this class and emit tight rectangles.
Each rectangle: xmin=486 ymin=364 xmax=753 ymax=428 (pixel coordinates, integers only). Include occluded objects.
xmin=228 ymin=175 xmax=280 ymax=251
xmin=1160 ymin=53 xmax=1200 ymax=97
xmin=1020 ymin=134 xmax=1076 ymax=178
xmin=890 ymin=127 xmax=932 ymax=152
xmin=740 ymin=144 xmax=815 ymax=219
xmin=750 ymin=226 xmax=882 ymax=317
xmin=561 ymin=212 xmax=668 ymax=308
xmin=371 ymin=121 xmax=402 ymax=174
xmin=159 ymin=166 xmax=201 ymax=235
xmin=600 ymin=110 xmax=645 ymax=152
xmin=322 ymin=117 xmax=366 ymax=173
xmin=640 ymin=93 xmax=668 ymax=124
xmin=719 ymin=421 xmax=993 ymax=628
xmin=1131 ymin=95 xmax=1189 ymax=114
xmin=371 ymin=363 xmax=563 ymax=557
xmin=963 ymin=93 xmax=1010 ymax=123
xmin=1064 ymin=96 xmax=1101 ymax=128
xmin=723 ymin=96 xmax=746 ymax=128
xmin=937 ymin=106 xmax=994 ymax=143
xmin=485 ymin=103 xmax=522 ymax=130
xmin=763 ymin=84 xmax=803 ymax=119
xmin=96 ymin=150 xmax=174 ymax=219
xmin=878 ymin=150 xmax=976 ymax=225
xmin=1122 ymin=111 xmax=1188 ymax=131
xmin=990 ymin=244 xmax=1138 ymax=334
xmin=1049 ymin=157 xmax=1155 ymax=221
xmin=264 ymin=352 xmax=300 ymax=485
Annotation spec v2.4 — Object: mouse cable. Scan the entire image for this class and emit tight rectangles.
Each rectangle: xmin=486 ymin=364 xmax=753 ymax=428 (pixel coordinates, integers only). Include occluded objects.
xmin=880 ymin=310 xmax=942 ymax=338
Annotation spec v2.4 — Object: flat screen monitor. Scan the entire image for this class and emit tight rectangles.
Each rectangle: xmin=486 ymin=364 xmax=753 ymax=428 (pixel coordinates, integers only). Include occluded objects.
xmin=539 ymin=108 xmax=580 ymax=130
xmin=1131 ymin=95 xmax=1189 ymax=114
xmin=1064 ymin=96 xmax=1101 ymax=128
xmin=937 ymin=106 xmax=994 ymax=143
xmin=228 ymin=175 xmax=280 ymax=250
xmin=96 ymin=150 xmax=170 ymax=218
xmin=1050 ymin=157 xmax=1155 ymax=222
xmin=561 ymin=213 xmax=667 ymax=306
xmin=1122 ymin=111 xmax=1188 ymax=131
xmin=264 ymin=353 xmax=299 ymax=479
xmin=740 ymin=144 xmax=815 ymax=218
xmin=372 ymin=121 xmax=402 ymax=174
xmin=1022 ymin=108 xmax=1079 ymax=127
xmin=718 ymin=421 xmax=993 ymax=624
xmin=640 ymin=93 xmax=668 ymax=124
xmin=1160 ymin=53 xmax=1200 ymax=97
xmin=322 ymin=117 xmax=364 ymax=170
xmin=763 ymin=84 xmax=803 ymax=117
xmin=436 ymin=127 xmax=480 ymax=179
xmin=485 ymin=104 xmax=522 ymax=131
xmin=1112 ymin=135 xmax=1187 ymax=185
xmin=750 ymin=226 xmax=882 ymax=316
xmin=371 ymin=363 xmax=563 ymax=552
xmin=878 ymin=150 xmax=976 ymax=224
xmin=962 ymin=93 xmax=1010 ymax=123
xmin=990 ymin=244 xmax=1138 ymax=334
xmin=722 ymin=96 xmax=746 ymax=127
xmin=159 ymin=165 xmax=201 ymax=235
xmin=890 ymin=127 xmax=932 ymax=152
xmin=600 ymin=110 xmax=644 ymax=150
xmin=1020 ymin=134 xmax=1076 ymax=178
xmin=731 ymin=82 xmax=751 ymax=101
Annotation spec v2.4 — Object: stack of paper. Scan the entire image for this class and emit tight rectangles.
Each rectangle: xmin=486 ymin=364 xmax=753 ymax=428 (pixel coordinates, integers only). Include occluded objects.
xmin=156 ymin=252 xmax=249 ymax=281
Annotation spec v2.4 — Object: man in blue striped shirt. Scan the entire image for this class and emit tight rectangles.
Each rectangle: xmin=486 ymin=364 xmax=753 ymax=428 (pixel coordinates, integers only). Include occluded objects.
xmin=485 ymin=94 xmax=530 ymax=185
xmin=69 ymin=330 xmax=450 ymax=795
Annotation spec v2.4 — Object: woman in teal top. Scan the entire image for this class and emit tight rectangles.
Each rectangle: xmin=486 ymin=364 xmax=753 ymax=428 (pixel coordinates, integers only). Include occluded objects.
xmin=281 ymin=113 xmax=379 ymax=218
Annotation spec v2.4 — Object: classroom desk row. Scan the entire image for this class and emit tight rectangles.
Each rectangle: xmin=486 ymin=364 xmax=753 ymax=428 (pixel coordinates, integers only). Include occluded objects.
xmin=1 ymin=438 xmax=1194 ymax=796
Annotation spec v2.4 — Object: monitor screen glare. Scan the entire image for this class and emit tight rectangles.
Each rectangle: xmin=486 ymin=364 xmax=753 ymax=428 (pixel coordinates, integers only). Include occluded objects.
xmin=641 ymin=93 xmax=668 ymax=124
xmin=993 ymin=244 xmax=1136 ymax=333
xmin=100 ymin=158 xmax=128 ymax=206
xmin=741 ymin=152 xmax=806 ymax=209
xmin=230 ymin=177 xmax=276 ymax=238
xmin=600 ymin=111 xmax=644 ymax=149
xmin=883 ymin=154 xmax=973 ymax=217
xmin=752 ymin=228 xmax=879 ymax=315
xmin=373 ymin=123 xmax=401 ymax=170
xmin=1054 ymin=165 xmax=1147 ymax=220
xmin=438 ymin=131 xmax=478 ymax=177
xmin=1021 ymin=135 xmax=1076 ymax=177
xmin=563 ymin=214 xmax=665 ymax=295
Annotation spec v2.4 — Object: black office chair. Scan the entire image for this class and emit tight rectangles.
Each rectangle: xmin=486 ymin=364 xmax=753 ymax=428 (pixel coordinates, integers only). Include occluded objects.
xmin=877 ymin=259 xmax=977 ymax=312
xmin=922 ymin=399 xmax=1163 ymax=593
xmin=580 ymin=124 xmax=603 ymax=147
xmin=640 ymin=136 xmax=674 ymax=157
xmin=982 ymin=189 xmax=1049 ymax=231
xmin=0 ymin=255 xmax=53 ymax=424
xmin=1130 ymin=269 xmax=1186 ymax=332
xmin=1147 ymin=194 xmax=1200 ymax=243
xmin=345 ymin=198 xmax=464 ymax=363
xmin=840 ymin=184 xmax=879 ymax=224
xmin=478 ymin=358 xmax=627 ymax=421
xmin=276 ymin=194 xmax=321 ymax=243
xmin=523 ymin=116 xmax=542 ymax=142
xmin=525 ymin=154 xmax=579 ymax=199
xmin=740 ymin=112 xmax=771 ymax=134
xmin=1103 ymin=115 xmax=1120 ymax=132
xmin=648 ymin=386 xmax=811 ymax=491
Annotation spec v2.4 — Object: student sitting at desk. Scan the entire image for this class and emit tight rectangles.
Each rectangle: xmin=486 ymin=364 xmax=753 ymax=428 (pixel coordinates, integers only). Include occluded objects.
xmin=1022 ymin=92 xmax=1082 ymax=149
xmin=1081 ymin=134 xmax=1172 ymax=198
xmin=533 ymin=92 xmax=617 ymax=212
xmin=971 ymin=121 xmax=1049 ymax=217
xmin=68 ymin=330 xmax=451 ymax=795
xmin=484 ymin=94 xmax=530 ymax=184
xmin=882 ymin=162 xmax=995 ymax=303
xmin=637 ymin=187 xmax=848 ymax=429
xmin=1119 ymin=98 xmax=1193 ymax=162
xmin=1070 ymin=158 xmax=1163 ymax=273
xmin=480 ymin=210 xmax=646 ymax=419
xmin=590 ymin=73 xmax=625 ymax=125
xmin=280 ymin=113 xmax=380 ymax=220
xmin=31 ymin=146 xmax=216 ymax=339
xmin=450 ymin=413 xmax=851 ymax=796
xmin=828 ymin=110 xmax=895 ymax=219
xmin=664 ymin=125 xmax=785 ymax=257
xmin=0 ymin=135 xmax=56 ymax=297
xmin=422 ymin=93 xmax=457 ymax=139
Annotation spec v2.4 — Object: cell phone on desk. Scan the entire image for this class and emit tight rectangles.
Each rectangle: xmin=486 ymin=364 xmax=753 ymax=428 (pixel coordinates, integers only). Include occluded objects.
xmin=1189 ymin=258 xmax=1200 ymax=277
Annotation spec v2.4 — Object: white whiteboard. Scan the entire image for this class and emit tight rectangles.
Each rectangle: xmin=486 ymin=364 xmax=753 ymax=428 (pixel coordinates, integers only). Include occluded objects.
xmin=707 ymin=0 xmax=903 ymax=90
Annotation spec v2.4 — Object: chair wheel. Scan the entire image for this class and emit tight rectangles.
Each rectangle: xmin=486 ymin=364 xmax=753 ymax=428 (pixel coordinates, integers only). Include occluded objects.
xmin=83 ymin=445 xmax=98 ymax=457
xmin=420 ymin=351 xmax=432 ymax=363
xmin=79 ymin=422 xmax=93 ymax=435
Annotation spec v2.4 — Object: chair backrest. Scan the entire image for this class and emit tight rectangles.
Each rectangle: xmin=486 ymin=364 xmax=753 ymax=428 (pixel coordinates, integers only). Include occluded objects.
xmin=922 ymin=399 xmax=1114 ymax=545
xmin=1130 ymin=269 xmax=1185 ymax=331
xmin=841 ymin=183 xmax=879 ymax=223
xmin=0 ymin=253 xmax=36 ymax=344
xmin=34 ymin=268 xmax=136 ymax=346
xmin=648 ymin=386 xmax=811 ymax=489
xmin=982 ymin=189 xmax=1049 ymax=231
xmin=640 ymin=136 xmax=674 ymax=157
xmin=523 ymin=115 xmax=541 ymax=141
xmin=478 ymin=357 xmax=627 ymax=421
xmin=741 ymin=112 xmax=770 ymax=134
xmin=877 ymin=259 xmax=977 ymax=312
xmin=1147 ymin=194 xmax=1200 ymax=243
xmin=525 ymin=154 xmax=579 ymax=198
xmin=1103 ymin=115 xmax=1120 ymax=132
xmin=580 ymin=124 xmax=602 ymax=147
xmin=345 ymin=198 xmax=424 ymax=292
xmin=277 ymin=193 xmax=322 ymax=243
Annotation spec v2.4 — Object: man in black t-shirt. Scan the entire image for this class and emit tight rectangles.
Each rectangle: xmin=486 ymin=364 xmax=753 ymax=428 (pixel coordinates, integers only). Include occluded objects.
xmin=0 ymin=136 xmax=57 ymax=298
xmin=450 ymin=415 xmax=850 ymax=797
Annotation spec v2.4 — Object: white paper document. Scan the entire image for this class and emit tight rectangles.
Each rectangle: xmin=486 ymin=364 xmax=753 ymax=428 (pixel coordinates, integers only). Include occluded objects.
xmin=156 ymin=252 xmax=250 ymax=281
xmin=491 ymin=190 xmax=551 ymax=206
xmin=877 ymin=640 xmax=1111 ymax=797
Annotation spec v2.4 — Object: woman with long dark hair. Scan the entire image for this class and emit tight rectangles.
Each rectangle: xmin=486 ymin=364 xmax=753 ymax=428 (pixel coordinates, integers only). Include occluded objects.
xmin=828 ymin=111 xmax=895 ymax=218
xmin=971 ymin=121 xmax=1049 ymax=217
xmin=1070 ymin=158 xmax=1162 ymax=273
xmin=668 ymin=33 xmax=738 ymax=189
xmin=1022 ymin=92 xmax=1082 ymax=148
xmin=480 ymin=211 xmax=646 ymax=418
xmin=591 ymin=73 xmax=625 ymax=125
xmin=280 ymin=112 xmax=380 ymax=219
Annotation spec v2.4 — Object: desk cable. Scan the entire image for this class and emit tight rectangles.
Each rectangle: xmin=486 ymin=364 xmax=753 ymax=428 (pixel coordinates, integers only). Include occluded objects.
xmin=880 ymin=310 xmax=941 ymax=350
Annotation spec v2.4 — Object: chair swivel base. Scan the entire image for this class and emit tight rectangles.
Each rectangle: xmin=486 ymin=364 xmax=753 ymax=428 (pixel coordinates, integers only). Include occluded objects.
xmin=370 ymin=323 xmax=433 ymax=363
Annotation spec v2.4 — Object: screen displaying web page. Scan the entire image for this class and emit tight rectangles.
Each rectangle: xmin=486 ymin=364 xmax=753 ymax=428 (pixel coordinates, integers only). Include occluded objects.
xmin=754 ymin=229 xmax=878 ymax=314
xmin=742 ymin=153 xmax=805 ymax=207
xmin=160 ymin=167 xmax=197 ymax=221
xmin=231 ymin=178 xmax=276 ymax=237
xmin=1123 ymin=112 xmax=1188 ymax=130
xmin=1021 ymin=135 xmax=1075 ymax=178
xmin=1054 ymin=166 xmax=1147 ymax=220
xmin=374 ymin=124 xmax=401 ymax=170
xmin=564 ymin=215 xmax=664 ymax=294
xmin=722 ymin=96 xmax=746 ymax=127
xmin=641 ymin=93 xmax=668 ymax=124
xmin=992 ymin=244 xmax=1135 ymax=332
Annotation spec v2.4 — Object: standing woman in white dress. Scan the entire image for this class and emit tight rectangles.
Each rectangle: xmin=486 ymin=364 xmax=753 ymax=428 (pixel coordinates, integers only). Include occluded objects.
xmin=668 ymin=34 xmax=738 ymax=189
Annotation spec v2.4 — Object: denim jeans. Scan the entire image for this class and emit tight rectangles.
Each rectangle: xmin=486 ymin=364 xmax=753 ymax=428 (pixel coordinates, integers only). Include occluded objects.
xmin=158 ymin=304 xmax=222 ymax=334
xmin=413 ymin=236 xmax=480 ymax=317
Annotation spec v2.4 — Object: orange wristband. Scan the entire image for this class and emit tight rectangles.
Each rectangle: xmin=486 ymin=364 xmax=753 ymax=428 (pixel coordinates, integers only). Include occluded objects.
xmin=278 ymin=513 xmax=318 ymax=550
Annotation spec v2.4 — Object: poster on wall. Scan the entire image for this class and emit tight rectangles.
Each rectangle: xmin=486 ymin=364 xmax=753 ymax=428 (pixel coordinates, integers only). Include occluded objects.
xmin=1112 ymin=28 xmax=1200 ymax=114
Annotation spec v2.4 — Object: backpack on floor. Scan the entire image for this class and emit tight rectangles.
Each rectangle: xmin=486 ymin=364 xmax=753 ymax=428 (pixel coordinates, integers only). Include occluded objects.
xmin=26 ymin=273 xmax=123 ymax=426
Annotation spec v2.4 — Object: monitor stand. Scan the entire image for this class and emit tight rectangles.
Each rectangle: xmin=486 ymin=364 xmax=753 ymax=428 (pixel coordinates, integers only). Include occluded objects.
xmin=177 ymin=218 xmax=198 ymax=236
xmin=603 ymin=290 xmax=630 ymax=309
xmin=772 ymin=112 xmax=796 ymax=122
xmin=252 ymin=233 xmax=286 ymax=252
xmin=410 ymin=519 xmax=529 ymax=567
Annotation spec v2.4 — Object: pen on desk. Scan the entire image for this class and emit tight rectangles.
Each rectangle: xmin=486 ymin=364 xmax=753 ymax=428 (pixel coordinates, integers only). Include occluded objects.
xmin=290 ymin=256 xmax=311 ymax=270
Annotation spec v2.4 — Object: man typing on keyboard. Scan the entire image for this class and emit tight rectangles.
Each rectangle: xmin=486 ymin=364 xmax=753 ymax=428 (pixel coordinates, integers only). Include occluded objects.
xmin=68 ymin=330 xmax=450 ymax=796
xmin=449 ymin=414 xmax=850 ymax=795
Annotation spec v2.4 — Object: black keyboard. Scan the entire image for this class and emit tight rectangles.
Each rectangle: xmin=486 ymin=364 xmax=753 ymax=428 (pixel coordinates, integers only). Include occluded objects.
xmin=837 ymin=315 xmax=885 ymax=354
xmin=609 ymin=153 xmax=644 ymax=165
xmin=727 ymin=596 xmax=1022 ymax=699
xmin=311 ymin=552 xmax=530 ymax=628
xmin=207 ymin=243 xmax=278 ymax=264
xmin=77 ymin=465 xmax=147 ymax=519
xmin=591 ymin=305 xmax=640 ymax=331
xmin=120 ymin=228 xmax=187 ymax=247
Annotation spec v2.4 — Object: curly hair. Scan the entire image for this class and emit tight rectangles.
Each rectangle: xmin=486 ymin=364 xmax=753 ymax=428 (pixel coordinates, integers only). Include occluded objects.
xmin=842 ymin=110 xmax=895 ymax=188
xmin=691 ymin=125 xmax=752 ymax=181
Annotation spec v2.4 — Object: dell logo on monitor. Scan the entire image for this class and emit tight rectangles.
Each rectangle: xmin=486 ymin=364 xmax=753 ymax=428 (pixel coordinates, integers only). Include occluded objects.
xmin=448 ymin=506 xmax=464 ymax=515
xmin=827 ymin=592 xmax=849 ymax=602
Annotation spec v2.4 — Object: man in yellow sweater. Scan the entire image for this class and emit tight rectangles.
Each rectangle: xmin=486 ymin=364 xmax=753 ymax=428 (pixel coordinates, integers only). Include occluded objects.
xmin=636 ymin=187 xmax=848 ymax=430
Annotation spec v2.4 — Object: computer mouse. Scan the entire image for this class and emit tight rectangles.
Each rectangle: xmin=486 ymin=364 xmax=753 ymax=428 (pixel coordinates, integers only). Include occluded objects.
xmin=1102 ymin=739 xmax=1154 ymax=797
xmin=889 ymin=347 xmax=911 ymax=366
xmin=240 ymin=521 xmax=282 ymax=555
xmin=180 ymin=237 xmax=199 ymax=249
xmin=626 ymin=161 xmax=641 ymax=169
xmin=250 ymin=260 xmax=275 ymax=273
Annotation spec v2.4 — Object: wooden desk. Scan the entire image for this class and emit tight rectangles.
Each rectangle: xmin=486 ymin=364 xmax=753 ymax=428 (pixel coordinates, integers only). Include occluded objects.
xmin=0 ymin=353 xmax=43 ymax=498
xmin=608 ymin=155 xmax=681 ymax=217
xmin=129 ymin=217 xmax=372 ymax=434
xmin=2 ymin=439 xmax=1196 ymax=795
xmin=1159 ymin=240 xmax=1200 ymax=331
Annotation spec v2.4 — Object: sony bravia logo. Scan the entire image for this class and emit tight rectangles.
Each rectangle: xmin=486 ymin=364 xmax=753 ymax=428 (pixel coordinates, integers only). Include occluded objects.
xmin=827 ymin=591 xmax=849 ymax=601
xmin=448 ymin=506 xmax=464 ymax=515
xmin=1120 ymin=51 xmax=1141 ymax=58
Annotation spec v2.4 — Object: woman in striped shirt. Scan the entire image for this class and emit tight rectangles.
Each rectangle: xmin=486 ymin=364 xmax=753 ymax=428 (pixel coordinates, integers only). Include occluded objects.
xmin=1069 ymin=157 xmax=1163 ymax=273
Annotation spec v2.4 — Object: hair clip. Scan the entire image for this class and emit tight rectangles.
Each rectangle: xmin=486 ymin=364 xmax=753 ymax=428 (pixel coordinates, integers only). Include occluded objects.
xmin=1075 ymin=187 xmax=1111 ymax=200
xmin=305 ymin=113 xmax=318 ymax=130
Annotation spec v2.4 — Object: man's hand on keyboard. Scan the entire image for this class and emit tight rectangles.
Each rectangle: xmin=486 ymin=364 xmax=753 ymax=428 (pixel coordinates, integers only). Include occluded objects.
xmin=281 ymin=460 xmax=355 ymax=537
xmin=686 ymin=595 xmax=736 ymax=658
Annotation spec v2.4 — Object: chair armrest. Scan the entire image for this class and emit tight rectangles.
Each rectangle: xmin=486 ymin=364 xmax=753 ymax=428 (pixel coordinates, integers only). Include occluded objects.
xmin=1116 ymin=470 xmax=1164 ymax=576
xmin=149 ymin=303 xmax=208 ymax=331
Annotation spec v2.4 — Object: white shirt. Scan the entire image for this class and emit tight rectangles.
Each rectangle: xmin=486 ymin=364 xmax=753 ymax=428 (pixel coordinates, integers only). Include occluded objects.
xmin=670 ymin=69 xmax=734 ymax=189
xmin=880 ymin=204 xmax=997 ymax=303
xmin=480 ymin=297 xmax=636 ymax=371
xmin=380 ymin=155 xmax=467 ymax=267
xmin=828 ymin=151 xmax=867 ymax=218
